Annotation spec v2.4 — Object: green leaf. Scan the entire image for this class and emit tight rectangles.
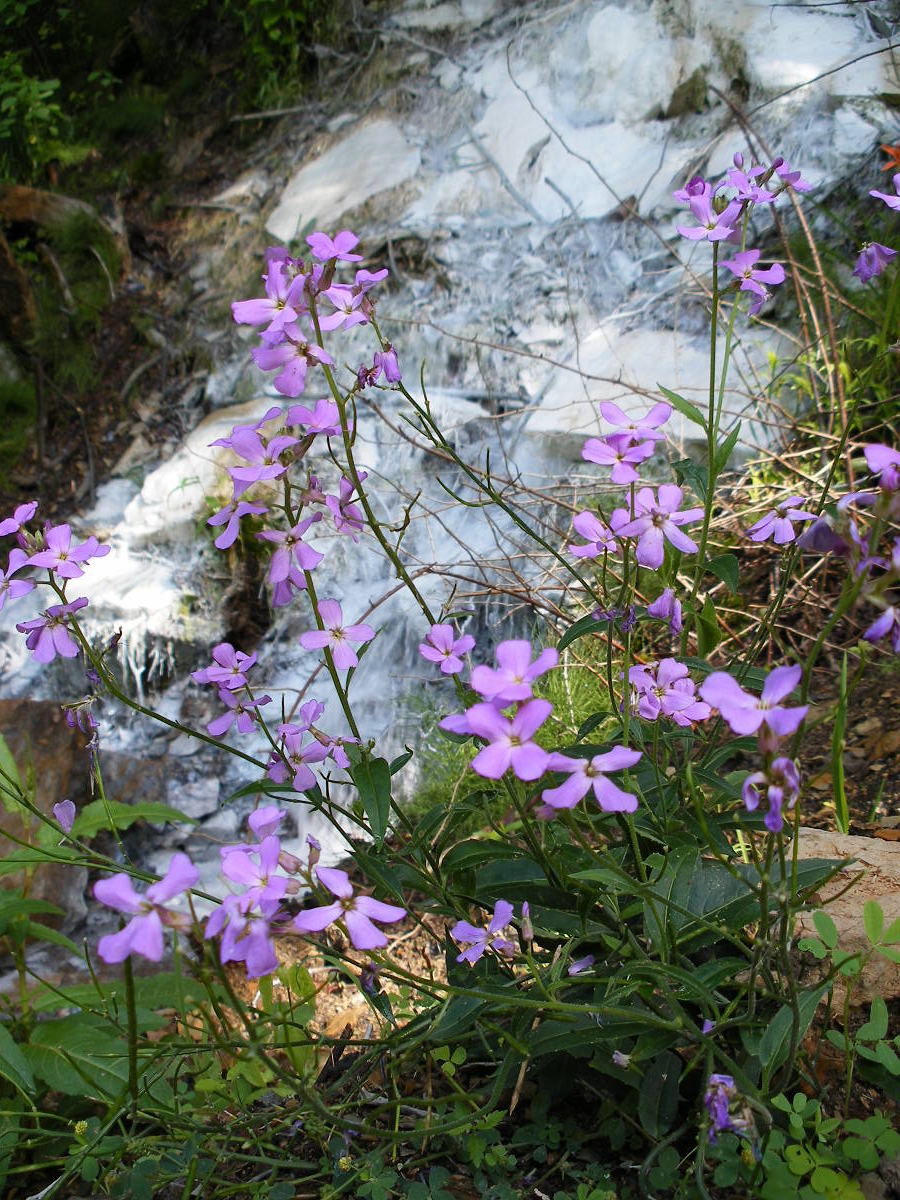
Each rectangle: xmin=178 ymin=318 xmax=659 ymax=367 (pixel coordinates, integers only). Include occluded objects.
xmin=863 ymin=900 xmax=885 ymax=946
xmin=758 ymin=987 xmax=827 ymax=1074
xmin=672 ymin=457 xmax=709 ymax=503
xmin=637 ymin=1050 xmax=681 ymax=1138
xmin=706 ymin=553 xmax=740 ymax=593
xmin=349 ymin=755 xmax=392 ymax=845
xmin=813 ymin=911 xmax=839 ymax=950
xmin=832 ymin=653 xmax=850 ymax=835
xmin=24 ymin=1015 xmax=131 ymax=1099
xmin=715 ymin=423 xmax=742 ymax=471
xmin=881 ymin=914 xmax=900 ymax=944
xmin=0 ymin=1022 xmax=34 ymax=1095
xmin=856 ymin=996 xmax=889 ymax=1042
xmin=72 ymin=799 xmax=196 ymax=839
xmin=696 ymin=595 xmax=719 ymax=656
xmin=558 ymin=612 xmax=611 ymax=654
xmin=658 ymin=384 xmax=707 ymax=432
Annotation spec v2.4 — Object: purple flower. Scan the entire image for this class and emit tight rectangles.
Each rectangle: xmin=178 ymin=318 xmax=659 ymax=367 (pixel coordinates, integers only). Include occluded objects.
xmin=94 ymin=852 xmax=198 ymax=963
xmin=299 ymin=599 xmax=375 ymax=670
xmin=266 ymin=724 xmax=329 ymax=792
xmin=219 ymin=425 xmax=300 ymax=493
xmin=221 ymin=835 xmax=289 ymax=907
xmin=419 ymin=623 xmax=476 ymax=675
xmin=581 ymin=433 xmax=655 ymax=483
xmin=17 ymin=597 xmax=88 ymax=663
xmin=616 ymin=486 xmax=703 ymax=569
xmin=647 ymin=587 xmax=682 ymax=633
xmin=676 ymin=194 xmax=742 ymax=243
xmin=673 ymin=176 xmax=711 ymax=204
xmin=742 ymin=756 xmax=801 ymax=832
xmin=0 ymin=501 xmax=38 ymax=537
xmin=568 ymin=511 xmax=621 ymax=558
xmin=451 ymin=899 xmax=517 ymax=964
xmin=257 ymin=515 xmax=324 ymax=583
xmin=287 ymin=398 xmax=342 ymax=437
xmin=720 ymin=249 xmax=786 ymax=314
xmin=373 ymin=344 xmax=401 ymax=384
xmin=870 ymin=172 xmax=900 ymax=211
xmin=470 ymin=640 xmax=558 ymax=703
xmin=629 ymin=659 xmax=711 ymax=727
xmin=29 ymin=524 xmax=110 ymax=579
xmin=0 ymin=548 xmax=35 ymax=611
xmin=863 ymin=606 xmax=900 ymax=654
xmin=306 ymin=230 xmax=363 ymax=263
xmin=720 ymin=157 xmax=774 ymax=205
xmin=206 ymin=892 xmax=282 ymax=979
xmin=293 ymin=866 xmax=406 ymax=949
xmin=567 ymin=954 xmax=595 ymax=976
xmin=746 ymin=496 xmax=817 ymax=545
xmin=705 ymin=1074 xmax=740 ymax=1142
xmin=318 ymin=284 xmax=369 ymax=332
xmin=207 ymin=688 xmax=272 ymax=737
xmin=466 ymin=699 xmax=552 ymax=781
xmin=864 ymin=443 xmax=900 ymax=491
xmin=192 ymin=643 xmax=258 ymax=690
xmin=853 ymin=243 xmax=897 ymax=283
xmin=207 ymin=499 xmax=269 ymax=550
xmin=772 ymin=158 xmax=812 ymax=193
xmin=541 ymin=745 xmax=641 ymax=811
xmin=325 ymin=475 xmax=366 ymax=539
xmin=611 ymin=1051 xmax=632 ymax=1069
xmin=248 ymin=805 xmax=285 ymax=840
xmin=231 ymin=260 xmax=308 ymax=342
xmin=699 ymin=664 xmax=807 ymax=737
xmin=251 ymin=336 xmax=334 ymax=399
xmin=53 ymin=799 xmax=76 ymax=834
xmin=599 ymin=400 xmax=671 ymax=443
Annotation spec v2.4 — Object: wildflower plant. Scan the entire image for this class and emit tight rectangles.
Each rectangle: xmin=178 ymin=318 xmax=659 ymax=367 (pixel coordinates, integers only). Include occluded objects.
xmin=0 ymin=153 xmax=897 ymax=1200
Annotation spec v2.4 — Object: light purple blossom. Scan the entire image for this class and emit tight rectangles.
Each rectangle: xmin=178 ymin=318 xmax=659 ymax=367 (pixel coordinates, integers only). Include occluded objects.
xmin=318 ymin=284 xmax=369 ymax=332
xmin=299 ymin=599 xmax=375 ymax=670
xmin=616 ymin=485 xmax=703 ymax=569
xmin=705 ymin=1074 xmax=741 ymax=1142
xmin=220 ymin=425 xmax=300 ymax=493
xmin=257 ymin=515 xmax=324 ymax=583
xmin=676 ymin=194 xmax=742 ymax=243
xmin=647 ymin=587 xmax=682 ymax=633
xmin=325 ymin=475 xmax=366 ymax=538
xmin=773 ymin=158 xmax=811 ymax=193
xmin=94 ymin=852 xmax=198 ymax=963
xmin=870 ymin=172 xmax=900 ymax=211
xmin=192 ymin=643 xmax=258 ymax=690
xmin=863 ymin=606 xmax=900 ymax=654
xmin=742 ymin=756 xmax=801 ymax=833
xmin=29 ymin=524 xmax=110 ymax=578
xmin=287 ymin=398 xmax=342 ymax=437
xmin=599 ymin=400 xmax=671 ymax=443
xmin=581 ymin=432 xmax=655 ymax=484
xmin=231 ymin=260 xmax=308 ymax=342
xmin=541 ymin=745 xmax=641 ymax=811
xmin=746 ymin=496 xmax=817 ymax=545
xmin=864 ymin=443 xmax=900 ymax=491
xmin=419 ymin=623 xmax=476 ymax=675
xmin=853 ymin=243 xmax=897 ymax=283
xmin=451 ymin=899 xmax=517 ymax=965
xmin=465 ymin=699 xmax=552 ymax=781
xmin=720 ymin=249 xmax=786 ymax=314
xmin=293 ymin=866 xmax=406 ymax=950
xmin=470 ymin=639 xmax=558 ymax=703
xmin=207 ymin=688 xmax=272 ymax=737
xmin=17 ymin=597 xmax=88 ymax=663
xmin=0 ymin=501 xmax=38 ymax=537
xmin=221 ymin=835 xmax=290 ymax=907
xmin=629 ymin=659 xmax=711 ymax=727
xmin=207 ymin=499 xmax=269 ymax=550
xmin=568 ymin=510 xmax=621 ymax=559
xmin=720 ymin=157 xmax=774 ymax=205
xmin=373 ymin=344 xmax=401 ymax=384
xmin=0 ymin=548 xmax=35 ymax=610
xmin=673 ymin=176 xmax=711 ymax=204
xmin=699 ymin=665 xmax=807 ymax=737
xmin=266 ymin=724 xmax=329 ymax=792
xmin=206 ymin=892 xmax=281 ymax=979
xmin=567 ymin=954 xmax=595 ymax=976
xmin=306 ymin=230 xmax=363 ymax=262
xmin=251 ymin=335 xmax=334 ymax=399
xmin=248 ymin=805 xmax=285 ymax=840
xmin=53 ymin=799 xmax=76 ymax=834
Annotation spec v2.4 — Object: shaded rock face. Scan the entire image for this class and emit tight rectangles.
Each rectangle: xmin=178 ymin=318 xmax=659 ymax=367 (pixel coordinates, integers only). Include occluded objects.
xmin=0 ymin=699 xmax=92 ymax=928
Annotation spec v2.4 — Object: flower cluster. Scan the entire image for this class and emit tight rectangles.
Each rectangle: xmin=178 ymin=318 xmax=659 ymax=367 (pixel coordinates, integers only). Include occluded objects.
xmin=853 ymin=168 xmax=899 ymax=283
xmin=628 ymin=659 xmax=711 ymax=728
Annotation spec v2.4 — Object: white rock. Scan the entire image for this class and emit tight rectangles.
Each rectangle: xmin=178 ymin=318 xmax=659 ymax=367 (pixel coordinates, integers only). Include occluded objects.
xmin=266 ymin=119 xmax=422 ymax=242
